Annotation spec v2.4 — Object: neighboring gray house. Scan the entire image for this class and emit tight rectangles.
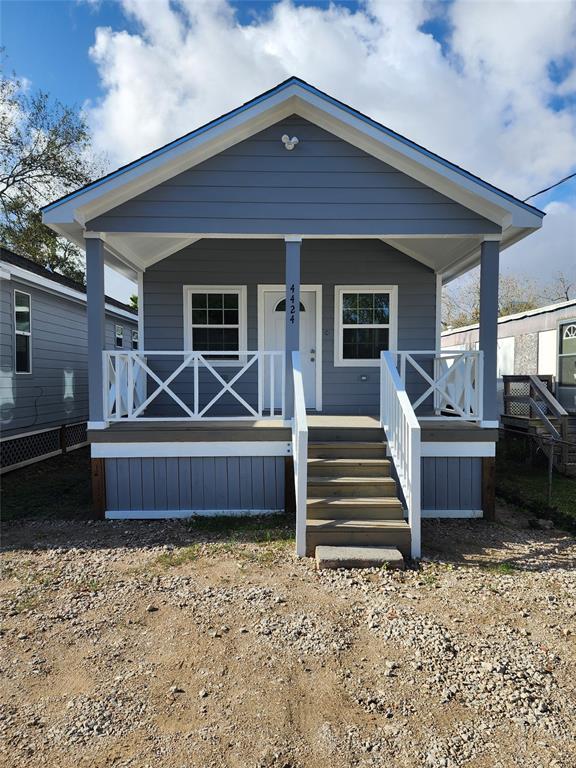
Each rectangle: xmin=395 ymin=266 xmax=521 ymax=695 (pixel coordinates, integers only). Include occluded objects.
xmin=41 ymin=78 xmax=545 ymax=560
xmin=0 ymin=247 xmax=137 ymax=471
xmin=442 ymin=300 xmax=576 ymax=415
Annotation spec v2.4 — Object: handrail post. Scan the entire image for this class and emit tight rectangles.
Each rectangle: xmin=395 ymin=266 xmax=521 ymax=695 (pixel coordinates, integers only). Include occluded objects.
xmin=292 ymin=351 xmax=308 ymax=558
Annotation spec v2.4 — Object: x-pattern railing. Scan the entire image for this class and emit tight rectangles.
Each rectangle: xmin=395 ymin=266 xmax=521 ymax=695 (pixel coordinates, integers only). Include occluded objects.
xmin=398 ymin=350 xmax=483 ymax=421
xmin=104 ymin=350 xmax=284 ymax=421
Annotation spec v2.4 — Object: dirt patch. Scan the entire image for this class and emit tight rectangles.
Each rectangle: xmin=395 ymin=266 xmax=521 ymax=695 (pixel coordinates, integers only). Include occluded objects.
xmin=1 ymin=506 xmax=575 ymax=767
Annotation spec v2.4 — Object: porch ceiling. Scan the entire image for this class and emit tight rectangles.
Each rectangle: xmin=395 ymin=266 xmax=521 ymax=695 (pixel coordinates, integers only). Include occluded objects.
xmin=80 ymin=231 xmax=520 ymax=284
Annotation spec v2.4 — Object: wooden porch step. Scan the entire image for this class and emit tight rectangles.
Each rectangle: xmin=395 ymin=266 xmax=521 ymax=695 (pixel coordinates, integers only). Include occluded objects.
xmin=307 ymin=496 xmax=404 ymax=520
xmin=307 ymin=476 xmax=398 ymax=497
xmin=307 ymin=442 xmax=387 ymax=459
xmin=307 ymin=457 xmax=391 ymax=476
xmin=306 ymin=519 xmax=411 ymax=558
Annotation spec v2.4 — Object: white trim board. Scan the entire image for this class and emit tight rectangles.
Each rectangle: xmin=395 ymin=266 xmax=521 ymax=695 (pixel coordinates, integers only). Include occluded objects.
xmin=257 ymin=284 xmax=323 ymax=410
xmin=421 ymin=442 xmax=495 ymax=458
xmin=421 ymin=509 xmax=483 ymax=519
xmin=91 ymin=441 xmax=292 ymax=458
xmin=106 ymin=508 xmax=284 ymax=519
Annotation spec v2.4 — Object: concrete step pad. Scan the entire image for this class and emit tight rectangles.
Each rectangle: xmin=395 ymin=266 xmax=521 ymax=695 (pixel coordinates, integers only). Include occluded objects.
xmin=315 ymin=545 xmax=405 ymax=570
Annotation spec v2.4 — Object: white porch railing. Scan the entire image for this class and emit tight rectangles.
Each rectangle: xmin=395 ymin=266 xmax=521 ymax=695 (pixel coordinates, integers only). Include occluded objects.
xmin=397 ymin=350 xmax=483 ymax=421
xmin=104 ymin=350 xmax=285 ymax=421
xmin=292 ymin=351 xmax=308 ymax=558
xmin=380 ymin=351 xmax=421 ymax=560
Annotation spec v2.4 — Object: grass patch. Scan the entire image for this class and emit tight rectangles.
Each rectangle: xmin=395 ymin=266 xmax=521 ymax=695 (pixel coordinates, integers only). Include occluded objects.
xmin=496 ymin=439 xmax=576 ymax=532
xmin=1 ymin=448 xmax=92 ymax=521
xmin=155 ymin=545 xmax=200 ymax=568
xmin=486 ymin=562 xmax=517 ymax=575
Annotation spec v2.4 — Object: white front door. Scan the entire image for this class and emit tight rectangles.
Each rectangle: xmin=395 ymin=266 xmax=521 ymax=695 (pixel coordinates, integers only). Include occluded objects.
xmin=260 ymin=287 xmax=320 ymax=410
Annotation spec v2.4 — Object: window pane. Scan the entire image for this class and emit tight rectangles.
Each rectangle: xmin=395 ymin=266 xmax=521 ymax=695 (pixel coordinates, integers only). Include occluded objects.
xmin=342 ymin=328 xmax=389 ymax=359
xmin=342 ymin=293 xmax=357 ymax=310
xmin=15 ymin=292 xmax=30 ymax=333
xmin=224 ymin=294 xmax=238 ymax=309
xmin=192 ymin=327 xmax=239 ymax=351
xmin=358 ymin=309 xmax=372 ymax=324
xmin=191 ymin=293 xmax=207 ymax=308
xmin=558 ymin=356 xmax=576 ymax=386
xmin=192 ymin=308 xmax=208 ymax=324
xmin=208 ymin=293 xmax=223 ymax=309
xmin=358 ymin=293 xmax=373 ymax=309
xmin=224 ymin=309 xmax=239 ymax=325
xmin=560 ymin=323 xmax=576 ymax=355
xmin=374 ymin=294 xmax=390 ymax=323
xmin=342 ymin=309 xmax=358 ymax=324
xmin=208 ymin=309 xmax=223 ymax=324
xmin=16 ymin=334 xmax=30 ymax=372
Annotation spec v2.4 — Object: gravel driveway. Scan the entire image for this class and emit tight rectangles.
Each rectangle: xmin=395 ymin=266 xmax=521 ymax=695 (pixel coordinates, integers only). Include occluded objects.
xmin=1 ymin=505 xmax=575 ymax=768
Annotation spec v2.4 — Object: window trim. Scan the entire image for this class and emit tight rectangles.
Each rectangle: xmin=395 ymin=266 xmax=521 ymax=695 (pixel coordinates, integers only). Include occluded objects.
xmin=183 ymin=285 xmax=247 ymax=367
xmin=333 ymin=285 xmax=398 ymax=367
xmin=14 ymin=289 xmax=32 ymax=375
xmin=115 ymin=324 xmax=124 ymax=348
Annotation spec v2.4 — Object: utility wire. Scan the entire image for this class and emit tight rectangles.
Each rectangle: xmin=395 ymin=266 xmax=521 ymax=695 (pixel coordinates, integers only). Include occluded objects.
xmin=523 ymin=171 xmax=576 ymax=202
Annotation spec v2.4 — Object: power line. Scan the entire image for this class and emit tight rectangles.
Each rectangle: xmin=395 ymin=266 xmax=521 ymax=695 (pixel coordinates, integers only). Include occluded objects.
xmin=523 ymin=171 xmax=576 ymax=202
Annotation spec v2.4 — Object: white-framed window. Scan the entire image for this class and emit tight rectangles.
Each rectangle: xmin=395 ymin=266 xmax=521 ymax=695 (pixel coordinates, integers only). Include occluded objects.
xmin=115 ymin=325 xmax=124 ymax=348
xmin=14 ymin=290 xmax=31 ymax=374
xmin=183 ymin=286 xmax=247 ymax=365
xmin=558 ymin=320 xmax=576 ymax=387
xmin=131 ymin=329 xmax=139 ymax=350
xmin=334 ymin=285 xmax=398 ymax=367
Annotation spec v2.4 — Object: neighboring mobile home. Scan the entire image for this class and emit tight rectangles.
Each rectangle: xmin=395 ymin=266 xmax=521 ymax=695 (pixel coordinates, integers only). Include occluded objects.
xmin=442 ymin=299 xmax=576 ymax=415
xmin=0 ymin=246 xmax=137 ymax=472
xmin=41 ymin=78 xmax=545 ymax=559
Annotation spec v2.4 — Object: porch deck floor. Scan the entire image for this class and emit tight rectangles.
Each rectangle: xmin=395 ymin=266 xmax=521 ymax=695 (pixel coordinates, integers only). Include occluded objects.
xmin=89 ymin=416 xmax=497 ymax=443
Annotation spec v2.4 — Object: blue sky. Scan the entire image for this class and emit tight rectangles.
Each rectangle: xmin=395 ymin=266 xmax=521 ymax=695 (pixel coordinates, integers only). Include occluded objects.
xmin=2 ymin=0 xmax=575 ymax=299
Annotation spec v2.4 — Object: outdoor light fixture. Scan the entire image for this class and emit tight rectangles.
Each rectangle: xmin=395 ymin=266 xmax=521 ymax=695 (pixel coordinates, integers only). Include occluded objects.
xmin=281 ymin=134 xmax=299 ymax=150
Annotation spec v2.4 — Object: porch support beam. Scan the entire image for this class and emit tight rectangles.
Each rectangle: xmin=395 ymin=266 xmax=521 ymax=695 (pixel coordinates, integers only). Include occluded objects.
xmin=284 ymin=236 xmax=302 ymax=419
xmin=479 ymin=238 xmax=500 ymax=425
xmin=85 ymin=234 xmax=107 ymax=428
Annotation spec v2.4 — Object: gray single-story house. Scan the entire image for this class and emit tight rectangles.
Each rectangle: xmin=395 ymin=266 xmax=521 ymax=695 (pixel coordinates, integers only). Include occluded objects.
xmin=0 ymin=246 xmax=137 ymax=472
xmin=41 ymin=77 xmax=544 ymax=559
xmin=442 ymin=299 xmax=576 ymax=415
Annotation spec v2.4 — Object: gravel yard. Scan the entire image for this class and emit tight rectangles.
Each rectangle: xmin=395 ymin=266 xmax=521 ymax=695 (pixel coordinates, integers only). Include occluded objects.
xmin=1 ymin=505 xmax=575 ymax=768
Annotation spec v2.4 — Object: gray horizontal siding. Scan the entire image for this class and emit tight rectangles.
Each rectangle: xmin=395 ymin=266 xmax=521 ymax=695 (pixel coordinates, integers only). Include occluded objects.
xmin=142 ymin=238 xmax=436 ymax=416
xmin=89 ymin=116 xmax=499 ymax=236
xmin=105 ymin=456 xmax=285 ymax=512
xmin=0 ymin=277 xmax=136 ymax=437
xmin=421 ymin=457 xmax=482 ymax=510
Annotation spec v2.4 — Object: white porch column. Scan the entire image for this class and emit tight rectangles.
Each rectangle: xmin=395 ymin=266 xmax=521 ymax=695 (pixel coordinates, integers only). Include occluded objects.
xmin=479 ymin=238 xmax=500 ymax=426
xmin=85 ymin=234 xmax=106 ymax=428
xmin=284 ymin=236 xmax=302 ymax=419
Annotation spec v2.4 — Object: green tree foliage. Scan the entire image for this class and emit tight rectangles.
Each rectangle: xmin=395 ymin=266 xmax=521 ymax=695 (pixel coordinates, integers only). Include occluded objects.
xmin=0 ymin=71 xmax=101 ymax=282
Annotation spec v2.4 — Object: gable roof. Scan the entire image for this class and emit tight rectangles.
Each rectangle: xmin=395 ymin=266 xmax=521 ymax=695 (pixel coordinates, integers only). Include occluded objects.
xmin=42 ymin=77 xmax=544 ymax=282
xmin=42 ymin=76 xmax=543 ymax=218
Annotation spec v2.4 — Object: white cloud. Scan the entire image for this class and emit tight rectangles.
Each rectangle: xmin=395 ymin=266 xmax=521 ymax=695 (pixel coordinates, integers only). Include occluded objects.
xmin=84 ymin=0 xmax=576 ymax=279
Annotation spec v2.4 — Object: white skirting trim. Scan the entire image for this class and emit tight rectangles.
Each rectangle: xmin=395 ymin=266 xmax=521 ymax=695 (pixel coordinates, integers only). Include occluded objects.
xmin=106 ymin=508 xmax=284 ymax=519
xmin=92 ymin=441 xmax=292 ymax=458
xmin=421 ymin=442 xmax=495 ymax=457
xmin=421 ymin=509 xmax=483 ymax=518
